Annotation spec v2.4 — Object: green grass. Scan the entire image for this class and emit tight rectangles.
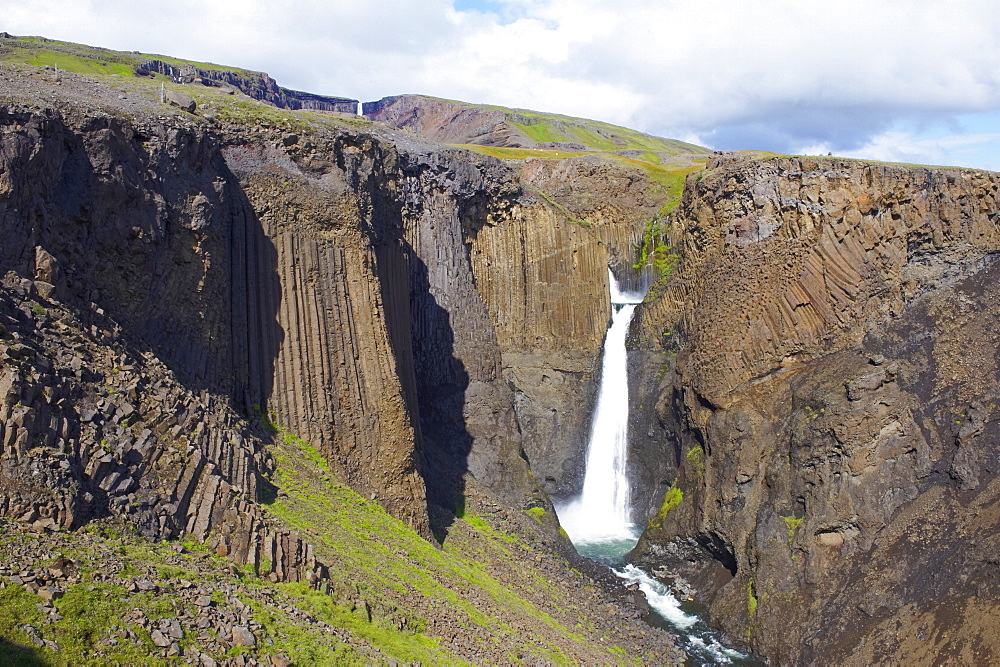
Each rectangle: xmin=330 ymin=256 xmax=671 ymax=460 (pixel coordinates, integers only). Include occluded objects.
xmin=260 ymin=423 xmax=643 ymax=663
xmin=0 ymin=586 xmax=46 ymax=652
xmin=449 ymin=144 xmax=599 ymax=161
xmin=504 ymin=107 xmax=711 ymax=155
xmin=515 ymin=121 xmax=566 ymax=143
xmin=526 ymin=506 xmax=547 ymax=520
xmin=0 ymin=518 xmax=376 ymax=663
xmin=54 ymin=581 xmax=168 ymax=659
xmin=0 ymin=34 xmax=256 ymax=77
xmin=4 ymin=47 xmax=136 ymax=77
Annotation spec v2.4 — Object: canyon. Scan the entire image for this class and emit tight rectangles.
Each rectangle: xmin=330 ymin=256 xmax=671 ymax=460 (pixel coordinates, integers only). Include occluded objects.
xmin=1 ymin=34 xmax=998 ymax=664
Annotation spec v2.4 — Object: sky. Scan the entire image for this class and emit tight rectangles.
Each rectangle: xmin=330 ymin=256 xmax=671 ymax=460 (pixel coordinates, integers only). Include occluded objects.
xmin=4 ymin=0 xmax=1000 ymax=170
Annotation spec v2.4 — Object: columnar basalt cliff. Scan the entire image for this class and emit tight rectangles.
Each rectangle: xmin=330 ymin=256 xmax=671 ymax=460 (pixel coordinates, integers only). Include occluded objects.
xmin=0 ymin=61 xmax=665 ymax=543
xmin=0 ymin=64 xmax=692 ymax=662
xmin=630 ymin=154 xmax=1000 ymax=662
xmin=11 ymin=36 xmax=1000 ymax=663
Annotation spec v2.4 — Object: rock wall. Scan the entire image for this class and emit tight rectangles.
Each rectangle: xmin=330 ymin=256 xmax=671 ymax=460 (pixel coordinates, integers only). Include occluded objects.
xmin=0 ymin=91 xmax=649 ymax=544
xmin=0 ymin=104 xmax=429 ymax=536
xmin=0 ymin=273 xmax=321 ymax=584
xmin=137 ymin=60 xmax=359 ymax=113
xmin=630 ymin=155 xmax=1000 ymax=662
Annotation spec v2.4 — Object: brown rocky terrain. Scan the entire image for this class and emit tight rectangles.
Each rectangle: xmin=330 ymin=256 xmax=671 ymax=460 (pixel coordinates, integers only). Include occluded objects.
xmin=630 ymin=154 xmax=1000 ymax=662
xmin=0 ymin=57 xmax=687 ymax=663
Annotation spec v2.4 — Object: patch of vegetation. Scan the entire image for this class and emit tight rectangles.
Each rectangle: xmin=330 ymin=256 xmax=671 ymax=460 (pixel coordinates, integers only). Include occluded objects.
xmin=782 ymin=515 xmax=804 ymax=550
xmin=0 ymin=586 xmax=46 ymax=650
xmin=685 ymin=445 xmax=705 ymax=475
xmin=213 ymin=99 xmax=311 ymax=134
xmin=648 ymin=483 xmax=683 ymax=530
xmin=0 ymin=34 xmax=259 ymax=78
xmin=525 ymin=506 xmax=547 ymax=521
xmin=259 ymin=422 xmax=642 ymax=663
xmin=745 ymin=579 xmax=758 ymax=643
xmin=505 ymin=108 xmax=710 ymax=156
xmin=514 ymin=120 xmax=566 ymax=144
xmin=449 ymin=144 xmax=598 ymax=161
xmin=1 ymin=45 xmax=136 ymax=77
xmin=634 ymin=217 xmax=680 ymax=277
xmin=55 ymin=581 xmax=167 ymax=659
xmin=526 ymin=185 xmax=592 ymax=226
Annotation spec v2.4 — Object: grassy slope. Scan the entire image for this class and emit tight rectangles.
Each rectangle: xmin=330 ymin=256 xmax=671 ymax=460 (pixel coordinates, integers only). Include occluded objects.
xmin=0 ymin=427 xmax=654 ymax=664
xmin=0 ymin=521 xmax=363 ymax=665
xmin=261 ymin=429 xmax=645 ymax=663
xmin=509 ymin=109 xmax=706 ymax=155
xmin=429 ymin=94 xmax=712 ymax=157
xmin=0 ymin=35 xmax=252 ymax=77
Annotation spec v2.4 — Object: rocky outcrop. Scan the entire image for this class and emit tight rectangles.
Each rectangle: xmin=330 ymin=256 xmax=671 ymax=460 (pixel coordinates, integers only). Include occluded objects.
xmin=136 ymin=60 xmax=358 ymax=113
xmin=630 ymin=154 xmax=1000 ymax=662
xmin=0 ymin=273 xmax=321 ymax=584
xmin=0 ymin=103 xmax=428 ymax=536
xmin=363 ymin=95 xmax=530 ymax=147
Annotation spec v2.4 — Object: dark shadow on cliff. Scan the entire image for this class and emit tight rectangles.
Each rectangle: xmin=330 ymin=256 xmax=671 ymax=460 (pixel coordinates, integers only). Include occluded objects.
xmin=399 ymin=246 xmax=473 ymax=543
xmin=0 ymin=116 xmax=284 ymax=524
xmin=129 ymin=151 xmax=284 ymax=415
xmin=0 ymin=115 xmax=283 ymax=416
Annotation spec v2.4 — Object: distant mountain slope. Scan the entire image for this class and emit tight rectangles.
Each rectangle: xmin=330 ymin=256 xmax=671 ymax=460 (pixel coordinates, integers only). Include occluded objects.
xmin=363 ymin=94 xmax=710 ymax=160
xmin=0 ymin=32 xmax=358 ymax=112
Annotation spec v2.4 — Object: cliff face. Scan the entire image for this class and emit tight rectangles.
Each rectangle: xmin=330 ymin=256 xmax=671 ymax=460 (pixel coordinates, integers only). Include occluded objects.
xmin=630 ymin=155 xmax=1000 ymax=661
xmin=0 ymin=100 xmax=430 ymax=541
xmin=0 ymin=63 xmax=659 ymax=543
xmin=136 ymin=60 xmax=359 ymax=113
xmin=0 ymin=62 xmax=692 ymax=663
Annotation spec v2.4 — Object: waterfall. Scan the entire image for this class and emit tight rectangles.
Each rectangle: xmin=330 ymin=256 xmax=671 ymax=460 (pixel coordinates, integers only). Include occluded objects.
xmin=555 ymin=269 xmax=757 ymax=665
xmin=557 ymin=269 xmax=644 ymax=549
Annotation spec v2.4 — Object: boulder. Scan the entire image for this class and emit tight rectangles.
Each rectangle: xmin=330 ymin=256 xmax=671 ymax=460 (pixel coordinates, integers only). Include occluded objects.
xmin=165 ymin=90 xmax=196 ymax=113
xmin=231 ymin=626 xmax=256 ymax=647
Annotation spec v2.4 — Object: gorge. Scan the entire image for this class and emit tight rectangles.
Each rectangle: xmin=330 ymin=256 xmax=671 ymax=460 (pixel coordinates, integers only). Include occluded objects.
xmin=1 ymin=34 xmax=999 ymax=665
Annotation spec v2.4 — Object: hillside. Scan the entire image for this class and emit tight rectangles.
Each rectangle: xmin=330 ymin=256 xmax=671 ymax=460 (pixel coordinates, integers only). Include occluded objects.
xmin=0 ymin=33 xmax=358 ymax=112
xmin=362 ymin=94 xmax=709 ymax=157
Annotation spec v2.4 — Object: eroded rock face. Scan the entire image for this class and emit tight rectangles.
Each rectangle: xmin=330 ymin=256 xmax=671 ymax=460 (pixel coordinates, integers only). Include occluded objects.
xmin=0 ymin=76 xmax=662 ymax=546
xmin=0 ymin=105 xmax=435 ymax=535
xmin=630 ymin=155 xmax=1000 ymax=662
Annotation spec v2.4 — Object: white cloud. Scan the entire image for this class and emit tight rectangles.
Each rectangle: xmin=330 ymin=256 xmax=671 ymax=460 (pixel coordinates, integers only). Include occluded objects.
xmin=2 ymin=0 xmax=1000 ymax=168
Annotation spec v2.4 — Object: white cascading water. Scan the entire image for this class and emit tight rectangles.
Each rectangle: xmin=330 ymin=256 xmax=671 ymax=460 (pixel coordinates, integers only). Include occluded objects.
xmin=556 ymin=268 xmax=754 ymax=666
xmin=557 ymin=269 xmax=644 ymax=547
